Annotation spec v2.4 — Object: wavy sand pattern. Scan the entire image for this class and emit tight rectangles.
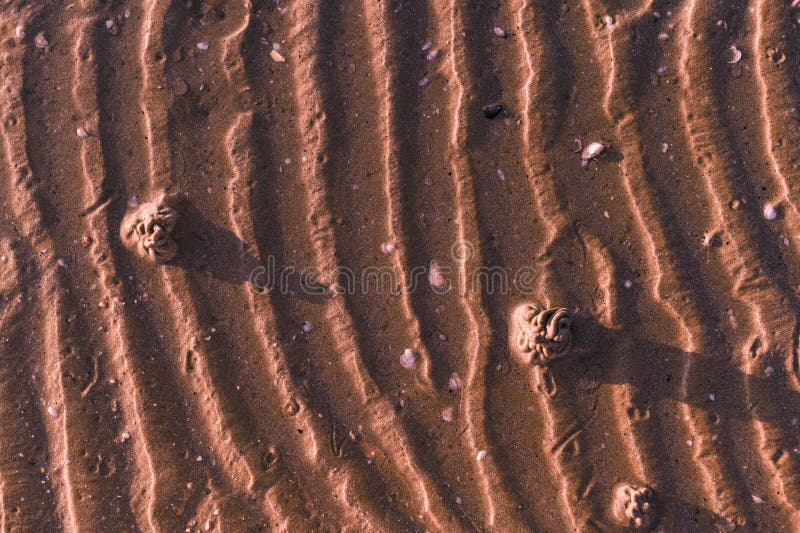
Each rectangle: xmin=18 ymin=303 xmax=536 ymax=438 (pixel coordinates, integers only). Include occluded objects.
xmin=2 ymin=0 xmax=800 ymax=531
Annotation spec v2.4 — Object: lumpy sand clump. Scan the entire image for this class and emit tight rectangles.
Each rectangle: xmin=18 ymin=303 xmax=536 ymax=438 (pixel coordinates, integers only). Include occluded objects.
xmin=120 ymin=193 xmax=179 ymax=263
xmin=509 ymin=304 xmax=573 ymax=366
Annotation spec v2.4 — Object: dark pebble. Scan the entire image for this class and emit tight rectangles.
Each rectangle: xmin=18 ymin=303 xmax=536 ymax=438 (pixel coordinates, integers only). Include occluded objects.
xmin=484 ymin=104 xmax=503 ymax=119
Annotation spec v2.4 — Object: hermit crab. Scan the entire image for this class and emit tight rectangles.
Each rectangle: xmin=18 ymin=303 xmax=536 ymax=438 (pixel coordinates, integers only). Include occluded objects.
xmin=612 ymin=483 xmax=657 ymax=530
xmin=120 ymin=194 xmax=179 ymax=263
xmin=509 ymin=304 xmax=573 ymax=366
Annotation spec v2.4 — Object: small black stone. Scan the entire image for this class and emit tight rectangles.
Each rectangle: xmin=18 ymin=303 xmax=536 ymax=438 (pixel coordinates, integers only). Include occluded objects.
xmin=484 ymin=104 xmax=503 ymax=119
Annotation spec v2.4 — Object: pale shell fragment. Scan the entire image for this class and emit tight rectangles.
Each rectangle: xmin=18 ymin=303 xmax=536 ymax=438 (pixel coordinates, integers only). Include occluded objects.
xmin=34 ymin=32 xmax=48 ymax=48
xmin=581 ymin=141 xmax=606 ymax=166
xmin=493 ymin=26 xmax=507 ymax=38
xmin=763 ymin=202 xmax=778 ymax=221
xmin=725 ymin=45 xmax=742 ymax=64
xmin=196 ymin=41 xmax=209 ymax=50
xmin=270 ymin=49 xmax=286 ymax=63
xmin=400 ymin=348 xmax=416 ymax=368
xmin=76 ymin=127 xmax=88 ymax=138
xmin=47 ymin=406 xmax=60 ymax=418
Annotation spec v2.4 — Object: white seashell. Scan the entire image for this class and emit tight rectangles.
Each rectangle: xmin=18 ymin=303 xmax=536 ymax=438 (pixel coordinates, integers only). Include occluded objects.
xmin=725 ymin=45 xmax=742 ymax=64
xmin=196 ymin=41 xmax=209 ymax=50
xmin=763 ymin=202 xmax=778 ymax=220
xmin=493 ymin=26 xmax=507 ymax=38
xmin=400 ymin=348 xmax=416 ymax=368
xmin=581 ymin=141 xmax=606 ymax=165
xmin=76 ymin=127 xmax=88 ymax=138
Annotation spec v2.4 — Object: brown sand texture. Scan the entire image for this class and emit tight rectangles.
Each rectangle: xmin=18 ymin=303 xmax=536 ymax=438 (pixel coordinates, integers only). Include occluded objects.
xmin=2 ymin=0 xmax=800 ymax=531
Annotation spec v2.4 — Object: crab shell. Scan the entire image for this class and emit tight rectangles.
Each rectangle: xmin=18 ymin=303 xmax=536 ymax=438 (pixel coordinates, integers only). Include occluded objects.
xmin=120 ymin=199 xmax=179 ymax=263
xmin=509 ymin=304 xmax=573 ymax=366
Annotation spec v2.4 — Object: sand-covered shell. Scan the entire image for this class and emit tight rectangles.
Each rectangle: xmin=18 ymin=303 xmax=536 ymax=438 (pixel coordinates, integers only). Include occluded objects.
xmin=612 ymin=483 xmax=657 ymax=530
xmin=120 ymin=194 xmax=179 ymax=263
xmin=509 ymin=304 xmax=573 ymax=366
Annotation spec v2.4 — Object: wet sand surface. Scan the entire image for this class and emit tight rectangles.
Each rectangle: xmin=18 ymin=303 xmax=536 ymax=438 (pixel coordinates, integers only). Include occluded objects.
xmin=1 ymin=0 xmax=800 ymax=531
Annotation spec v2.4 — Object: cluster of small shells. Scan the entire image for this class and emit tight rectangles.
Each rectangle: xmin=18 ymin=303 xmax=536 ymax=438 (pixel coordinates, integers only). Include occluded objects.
xmin=509 ymin=304 xmax=573 ymax=366
xmin=120 ymin=196 xmax=179 ymax=263
xmin=612 ymin=483 xmax=656 ymax=530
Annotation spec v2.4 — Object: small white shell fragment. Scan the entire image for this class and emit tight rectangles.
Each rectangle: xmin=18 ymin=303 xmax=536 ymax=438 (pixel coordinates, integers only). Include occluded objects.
xmin=476 ymin=450 xmax=487 ymax=461
xmin=121 ymin=432 xmax=131 ymax=442
xmin=441 ymin=407 xmax=454 ymax=422
xmin=752 ymin=495 xmax=765 ymax=504
xmin=400 ymin=348 xmax=416 ymax=368
xmin=105 ymin=19 xmax=114 ymax=29
xmin=708 ymin=393 xmax=716 ymax=401
xmin=426 ymin=49 xmax=439 ymax=61
xmin=421 ymin=41 xmax=432 ymax=51
xmin=15 ymin=25 xmax=24 ymax=39
xmin=763 ymin=202 xmax=777 ymax=220
xmin=418 ymin=76 xmax=430 ymax=87
xmin=725 ymin=45 xmax=742 ymax=64
xmin=301 ymin=321 xmax=313 ymax=333
xmin=765 ymin=366 xmax=775 ymax=377
xmin=381 ymin=242 xmax=395 ymax=254
xmin=34 ymin=32 xmax=48 ymax=48
xmin=76 ymin=127 xmax=88 ymax=138
xmin=196 ymin=41 xmax=209 ymax=50
xmin=47 ymin=406 xmax=60 ymax=418
xmin=624 ymin=279 xmax=633 ymax=289
xmin=493 ymin=26 xmax=507 ymax=37
xmin=581 ymin=141 xmax=606 ymax=166
xmin=429 ymin=260 xmax=445 ymax=288
xmin=448 ymin=373 xmax=461 ymax=390
xmin=661 ymin=142 xmax=669 ymax=153
xmin=658 ymin=32 xmax=670 ymax=40
xmin=270 ymin=49 xmax=286 ymax=63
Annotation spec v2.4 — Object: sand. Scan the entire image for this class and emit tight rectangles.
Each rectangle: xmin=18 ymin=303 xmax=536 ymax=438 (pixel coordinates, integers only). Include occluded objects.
xmin=0 ymin=0 xmax=799 ymax=531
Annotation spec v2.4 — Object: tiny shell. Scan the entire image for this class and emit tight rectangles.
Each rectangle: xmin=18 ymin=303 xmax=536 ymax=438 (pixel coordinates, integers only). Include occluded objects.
xmin=34 ymin=32 xmax=48 ymax=48
xmin=381 ymin=242 xmax=395 ymax=254
xmin=752 ymin=495 xmax=765 ymax=504
xmin=196 ymin=41 xmax=209 ymax=50
xmin=763 ymin=202 xmax=778 ymax=220
xmin=400 ymin=348 xmax=416 ymax=368
xmin=47 ymin=406 xmax=60 ymax=418
xmin=725 ymin=45 xmax=742 ymax=64
xmin=426 ymin=49 xmax=439 ymax=61
xmin=15 ymin=25 xmax=24 ymax=39
xmin=76 ymin=127 xmax=88 ymax=138
xmin=270 ymin=49 xmax=286 ymax=63
xmin=493 ymin=26 xmax=507 ymax=38
xmin=581 ymin=141 xmax=606 ymax=165
xmin=476 ymin=450 xmax=487 ymax=461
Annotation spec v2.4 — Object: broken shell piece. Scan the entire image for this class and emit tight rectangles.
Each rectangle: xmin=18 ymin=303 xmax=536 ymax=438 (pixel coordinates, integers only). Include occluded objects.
xmin=612 ymin=483 xmax=657 ymax=530
xmin=725 ymin=45 xmax=742 ymax=64
xmin=34 ymin=32 xmax=48 ymax=48
xmin=509 ymin=304 xmax=573 ymax=366
xmin=493 ymin=26 xmax=507 ymax=38
xmin=763 ymin=202 xmax=778 ymax=221
xmin=581 ymin=141 xmax=606 ymax=167
xmin=120 ymin=194 xmax=179 ymax=263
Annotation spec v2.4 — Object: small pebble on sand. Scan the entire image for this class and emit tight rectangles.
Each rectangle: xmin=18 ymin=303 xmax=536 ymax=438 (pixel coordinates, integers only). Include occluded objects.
xmin=725 ymin=45 xmax=742 ymax=64
xmin=476 ymin=450 xmax=487 ymax=461
xmin=426 ymin=49 xmax=439 ymax=61
xmin=493 ymin=26 xmax=507 ymax=38
xmin=196 ymin=41 xmax=209 ymax=50
xmin=302 ymin=321 xmax=313 ymax=333
xmin=47 ymin=406 xmax=59 ymax=418
xmin=381 ymin=242 xmax=395 ymax=254
xmin=76 ymin=127 xmax=88 ymax=138
xmin=624 ymin=280 xmax=633 ymax=289
xmin=270 ymin=49 xmax=286 ymax=63
xmin=484 ymin=104 xmax=503 ymax=119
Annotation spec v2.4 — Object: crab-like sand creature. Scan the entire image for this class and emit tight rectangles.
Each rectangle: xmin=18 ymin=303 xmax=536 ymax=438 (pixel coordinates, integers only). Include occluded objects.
xmin=509 ymin=304 xmax=573 ymax=366
xmin=612 ymin=483 xmax=656 ymax=530
xmin=120 ymin=195 xmax=179 ymax=263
